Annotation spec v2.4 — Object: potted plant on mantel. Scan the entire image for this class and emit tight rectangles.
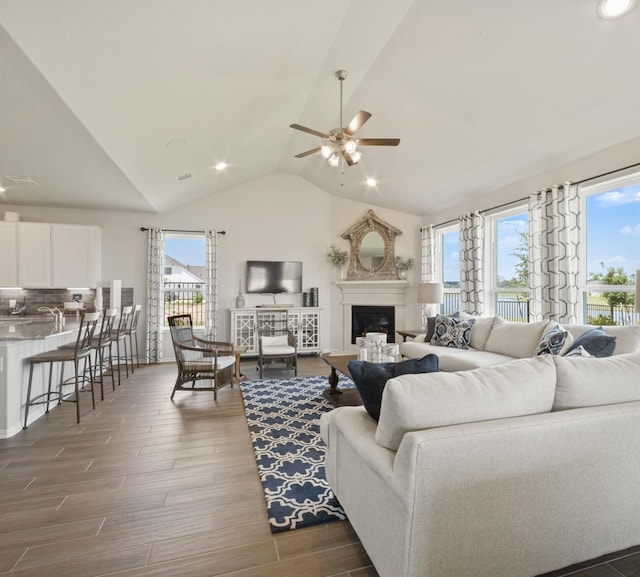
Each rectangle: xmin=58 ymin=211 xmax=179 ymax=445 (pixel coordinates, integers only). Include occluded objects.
xmin=394 ymin=256 xmax=414 ymax=279
xmin=328 ymin=244 xmax=349 ymax=281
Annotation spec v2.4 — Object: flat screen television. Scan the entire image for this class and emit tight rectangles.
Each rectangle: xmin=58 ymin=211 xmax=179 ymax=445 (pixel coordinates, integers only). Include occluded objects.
xmin=245 ymin=260 xmax=303 ymax=294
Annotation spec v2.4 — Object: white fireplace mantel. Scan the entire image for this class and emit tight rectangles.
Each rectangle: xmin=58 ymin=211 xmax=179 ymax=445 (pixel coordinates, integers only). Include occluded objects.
xmin=336 ymin=280 xmax=409 ymax=350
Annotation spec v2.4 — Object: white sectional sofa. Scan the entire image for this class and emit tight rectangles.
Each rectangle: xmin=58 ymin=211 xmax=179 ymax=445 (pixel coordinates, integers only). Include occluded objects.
xmin=321 ymin=352 xmax=640 ymax=577
xmin=399 ymin=314 xmax=640 ymax=370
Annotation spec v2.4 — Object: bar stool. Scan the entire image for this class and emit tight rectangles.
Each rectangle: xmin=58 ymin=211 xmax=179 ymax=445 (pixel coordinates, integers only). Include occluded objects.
xmin=59 ymin=308 xmax=117 ymax=400
xmin=23 ymin=311 xmax=100 ymax=428
xmin=111 ymin=306 xmax=132 ymax=382
xmin=123 ymin=304 xmax=141 ymax=373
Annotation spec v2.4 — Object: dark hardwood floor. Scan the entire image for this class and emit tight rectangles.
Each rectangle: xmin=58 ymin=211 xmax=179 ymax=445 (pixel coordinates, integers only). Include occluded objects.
xmin=0 ymin=356 xmax=638 ymax=577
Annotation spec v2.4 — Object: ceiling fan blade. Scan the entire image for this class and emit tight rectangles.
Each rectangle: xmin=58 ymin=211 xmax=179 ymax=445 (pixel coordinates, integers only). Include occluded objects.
xmin=294 ymin=147 xmax=321 ymax=158
xmin=342 ymin=150 xmax=357 ymax=166
xmin=344 ymin=111 xmax=372 ymax=136
xmin=356 ymin=138 xmax=400 ymax=146
xmin=289 ymin=124 xmax=330 ymax=139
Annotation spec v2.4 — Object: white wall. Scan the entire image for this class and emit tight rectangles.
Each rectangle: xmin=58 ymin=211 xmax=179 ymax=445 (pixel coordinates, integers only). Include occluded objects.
xmin=4 ymin=173 xmax=423 ymax=353
xmin=425 ymin=136 xmax=640 ymax=225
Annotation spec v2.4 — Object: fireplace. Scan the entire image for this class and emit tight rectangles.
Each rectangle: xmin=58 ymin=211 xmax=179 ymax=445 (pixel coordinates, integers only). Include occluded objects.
xmin=336 ymin=279 xmax=409 ymax=351
xmin=351 ymin=306 xmax=395 ymax=344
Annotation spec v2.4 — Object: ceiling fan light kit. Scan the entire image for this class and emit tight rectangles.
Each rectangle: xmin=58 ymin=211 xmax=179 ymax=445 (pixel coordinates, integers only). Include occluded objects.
xmin=290 ymin=69 xmax=399 ymax=169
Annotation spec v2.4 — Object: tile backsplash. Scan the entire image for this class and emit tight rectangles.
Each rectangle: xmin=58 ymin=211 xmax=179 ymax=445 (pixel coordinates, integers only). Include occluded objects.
xmin=0 ymin=288 xmax=134 ymax=316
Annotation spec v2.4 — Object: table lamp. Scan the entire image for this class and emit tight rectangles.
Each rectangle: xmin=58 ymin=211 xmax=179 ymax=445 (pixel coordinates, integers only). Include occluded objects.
xmin=417 ymin=282 xmax=444 ymax=318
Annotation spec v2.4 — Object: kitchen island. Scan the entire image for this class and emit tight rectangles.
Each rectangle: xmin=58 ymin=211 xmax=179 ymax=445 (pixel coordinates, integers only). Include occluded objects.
xmin=0 ymin=317 xmax=80 ymax=437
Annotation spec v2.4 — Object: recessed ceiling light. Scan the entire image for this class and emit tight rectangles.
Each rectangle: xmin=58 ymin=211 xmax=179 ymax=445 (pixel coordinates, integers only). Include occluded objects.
xmin=0 ymin=186 xmax=6 ymax=193
xmin=366 ymin=178 xmax=377 ymax=187
xmin=598 ymin=0 xmax=636 ymax=19
xmin=215 ymin=162 xmax=227 ymax=171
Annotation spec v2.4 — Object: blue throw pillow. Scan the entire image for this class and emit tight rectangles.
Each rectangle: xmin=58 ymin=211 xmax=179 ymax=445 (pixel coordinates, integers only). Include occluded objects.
xmin=348 ymin=354 xmax=440 ymax=422
xmin=565 ymin=327 xmax=616 ymax=358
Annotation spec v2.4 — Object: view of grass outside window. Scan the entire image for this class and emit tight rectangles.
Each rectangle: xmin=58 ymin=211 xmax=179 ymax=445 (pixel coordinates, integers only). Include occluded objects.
xmin=163 ymin=235 xmax=206 ymax=326
xmin=585 ymin=181 xmax=640 ymax=326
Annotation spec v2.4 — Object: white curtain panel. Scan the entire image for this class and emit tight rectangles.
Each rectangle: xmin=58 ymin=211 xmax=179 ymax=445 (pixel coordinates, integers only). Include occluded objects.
xmin=420 ymin=225 xmax=437 ymax=324
xmin=528 ymin=183 xmax=581 ymax=324
xmin=459 ymin=211 xmax=485 ymax=315
xmin=145 ymin=227 xmax=165 ymax=363
xmin=204 ymin=230 xmax=218 ymax=339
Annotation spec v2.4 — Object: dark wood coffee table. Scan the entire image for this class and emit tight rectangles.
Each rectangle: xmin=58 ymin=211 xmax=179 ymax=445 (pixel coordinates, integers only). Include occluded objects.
xmin=321 ymin=353 xmax=362 ymax=407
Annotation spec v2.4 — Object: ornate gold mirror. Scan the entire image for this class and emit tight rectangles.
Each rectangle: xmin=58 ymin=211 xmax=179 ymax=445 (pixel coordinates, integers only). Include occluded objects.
xmin=341 ymin=209 xmax=402 ymax=280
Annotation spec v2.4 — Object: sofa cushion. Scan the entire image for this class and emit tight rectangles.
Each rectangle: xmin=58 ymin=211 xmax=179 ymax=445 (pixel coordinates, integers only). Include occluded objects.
xmin=535 ymin=323 xmax=570 ymax=356
xmin=483 ymin=317 xmax=550 ymax=358
xmin=553 ymin=352 xmax=640 ymax=410
xmin=348 ymin=354 xmax=440 ymax=422
xmin=459 ymin=312 xmax=496 ymax=351
xmin=423 ymin=311 xmax=459 ymax=342
xmin=430 ymin=315 xmax=475 ymax=349
xmin=375 ymin=356 xmax=557 ymax=450
xmin=565 ymin=327 xmax=616 ymax=358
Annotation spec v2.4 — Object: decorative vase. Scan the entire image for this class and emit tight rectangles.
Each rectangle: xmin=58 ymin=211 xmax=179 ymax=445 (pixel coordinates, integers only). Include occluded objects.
xmin=397 ymin=269 xmax=407 ymax=280
xmin=236 ymin=279 xmax=245 ymax=308
xmin=340 ymin=265 xmax=345 ymax=281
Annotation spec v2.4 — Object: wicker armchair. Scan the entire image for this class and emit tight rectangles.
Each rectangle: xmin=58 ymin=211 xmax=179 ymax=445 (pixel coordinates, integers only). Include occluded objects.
xmin=256 ymin=309 xmax=298 ymax=379
xmin=167 ymin=314 xmax=235 ymax=400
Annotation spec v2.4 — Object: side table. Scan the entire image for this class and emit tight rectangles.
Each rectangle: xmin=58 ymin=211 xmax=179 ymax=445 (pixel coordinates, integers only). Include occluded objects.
xmin=232 ymin=346 xmax=247 ymax=383
xmin=397 ymin=329 xmax=424 ymax=342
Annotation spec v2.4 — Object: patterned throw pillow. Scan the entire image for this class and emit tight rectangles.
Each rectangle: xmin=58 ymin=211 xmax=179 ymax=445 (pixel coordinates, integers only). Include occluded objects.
xmin=430 ymin=315 xmax=475 ymax=349
xmin=423 ymin=311 xmax=459 ymax=342
xmin=563 ymin=345 xmax=593 ymax=358
xmin=348 ymin=354 xmax=440 ymax=421
xmin=535 ymin=323 xmax=569 ymax=356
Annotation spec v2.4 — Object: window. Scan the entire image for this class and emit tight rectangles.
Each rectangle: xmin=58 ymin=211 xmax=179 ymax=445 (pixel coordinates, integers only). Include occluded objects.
xmin=581 ymin=171 xmax=640 ymax=326
xmin=486 ymin=208 xmax=529 ymax=322
xmin=163 ymin=234 xmax=206 ymax=325
xmin=438 ymin=225 xmax=460 ymax=314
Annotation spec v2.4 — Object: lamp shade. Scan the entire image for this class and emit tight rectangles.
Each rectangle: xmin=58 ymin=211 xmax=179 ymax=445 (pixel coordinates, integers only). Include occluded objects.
xmin=417 ymin=282 xmax=444 ymax=304
xmin=636 ymin=270 xmax=640 ymax=313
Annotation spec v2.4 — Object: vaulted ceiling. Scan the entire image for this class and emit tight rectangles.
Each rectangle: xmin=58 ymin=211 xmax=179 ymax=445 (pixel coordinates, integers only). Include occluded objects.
xmin=1 ymin=0 xmax=640 ymax=216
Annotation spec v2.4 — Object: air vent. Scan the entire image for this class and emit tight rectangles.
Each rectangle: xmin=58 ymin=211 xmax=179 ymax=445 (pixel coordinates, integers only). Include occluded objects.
xmin=176 ymin=173 xmax=192 ymax=183
xmin=6 ymin=175 xmax=39 ymax=186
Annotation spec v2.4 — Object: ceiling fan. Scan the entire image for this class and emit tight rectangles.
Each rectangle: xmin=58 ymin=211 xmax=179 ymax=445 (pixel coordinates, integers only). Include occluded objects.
xmin=290 ymin=69 xmax=400 ymax=167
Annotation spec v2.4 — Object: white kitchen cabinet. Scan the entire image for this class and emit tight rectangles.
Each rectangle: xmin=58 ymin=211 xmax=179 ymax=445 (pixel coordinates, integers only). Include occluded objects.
xmin=0 ymin=222 xmax=17 ymax=287
xmin=52 ymin=224 xmax=101 ymax=288
xmin=17 ymin=223 xmax=51 ymax=288
xmin=16 ymin=222 xmax=101 ymax=288
xmin=230 ymin=307 xmax=322 ymax=355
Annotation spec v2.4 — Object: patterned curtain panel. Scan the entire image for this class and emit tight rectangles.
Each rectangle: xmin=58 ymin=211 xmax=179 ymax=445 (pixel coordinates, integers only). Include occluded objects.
xmin=420 ymin=225 xmax=437 ymax=324
xmin=204 ymin=230 xmax=218 ymax=339
xmin=528 ymin=183 xmax=581 ymax=323
xmin=458 ymin=211 xmax=485 ymax=315
xmin=145 ymin=228 xmax=165 ymax=363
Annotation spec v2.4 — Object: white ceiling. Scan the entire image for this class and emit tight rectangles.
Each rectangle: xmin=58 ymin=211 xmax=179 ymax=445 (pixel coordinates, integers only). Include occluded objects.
xmin=1 ymin=0 xmax=640 ymax=216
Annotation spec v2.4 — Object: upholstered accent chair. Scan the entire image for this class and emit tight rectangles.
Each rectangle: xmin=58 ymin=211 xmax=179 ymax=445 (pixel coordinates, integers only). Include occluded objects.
xmin=256 ymin=309 xmax=297 ymax=379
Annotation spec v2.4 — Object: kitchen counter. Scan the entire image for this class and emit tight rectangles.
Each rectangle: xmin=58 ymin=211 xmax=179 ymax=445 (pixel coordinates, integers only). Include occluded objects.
xmin=0 ymin=317 xmax=81 ymax=342
xmin=0 ymin=318 xmax=82 ymax=437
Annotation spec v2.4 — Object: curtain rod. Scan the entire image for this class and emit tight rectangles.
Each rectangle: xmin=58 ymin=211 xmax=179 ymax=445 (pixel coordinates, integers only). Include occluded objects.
xmin=427 ymin=159 xmax=640 ymax=230
xmin=140 ymin=227 xmax=226 ymax=235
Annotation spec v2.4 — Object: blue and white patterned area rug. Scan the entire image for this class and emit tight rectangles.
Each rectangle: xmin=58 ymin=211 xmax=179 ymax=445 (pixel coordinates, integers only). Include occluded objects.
xmin=240 ymin=375 xmax=353 ymax=532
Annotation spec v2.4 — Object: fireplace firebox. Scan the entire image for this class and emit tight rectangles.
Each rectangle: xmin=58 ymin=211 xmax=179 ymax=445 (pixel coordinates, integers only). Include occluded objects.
xmin=351 ymin=305 xmax=395 ymax=344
